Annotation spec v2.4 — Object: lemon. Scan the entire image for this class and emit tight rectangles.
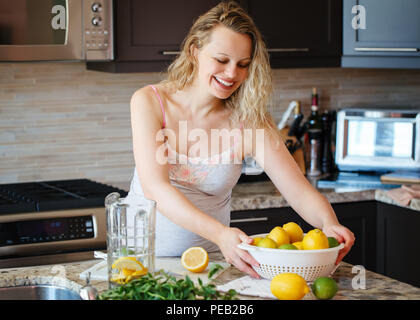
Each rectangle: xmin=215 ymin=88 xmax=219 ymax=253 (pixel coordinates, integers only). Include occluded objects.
xmin=278 ymin=244 xmax=298 ymax=250
xmin=110 ymin=256 xmax=148 ymax=284
xmin=253 ymin=237 xmax=263 ymax=246
xmin=256 ymin=237 xmax=278 ymax=249
xmin=312 ymin=277 xmax=338 ymax=300
xmin=181 ymin=247 xmax=209 ymax=273
xmin=282 ymin=222 xmax=304 ymax=243
xmin=125 ymin=269 xmax=149 ymax=283
xmin=328 ymin=237 xmax=340 ymax=248
xmin=112 ymin=256 xmax=147 ymax=272
xmin=110 ymin=273 xmax=127 ymax=285
xmin=270 ymin=273 xmax=310 ymax=300
xmin=122 ymin=268 xmax=134 ymax=277
xmin=292 ymin=241 xmax=304 ymax=250
xmin=267 ymin=226 xmax=290 ymax=247
xmin=302 ymin=229 xmax=329 ymax=250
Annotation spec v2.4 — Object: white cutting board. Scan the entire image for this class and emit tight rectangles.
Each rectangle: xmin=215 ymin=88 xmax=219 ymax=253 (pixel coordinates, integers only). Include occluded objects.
xmin=80 ymin=258 xmax=229 ymax=285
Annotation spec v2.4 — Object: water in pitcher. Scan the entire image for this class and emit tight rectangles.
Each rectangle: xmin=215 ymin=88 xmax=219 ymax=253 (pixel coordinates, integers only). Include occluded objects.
xmin=105 ymin=193 xmax=156 ymax=288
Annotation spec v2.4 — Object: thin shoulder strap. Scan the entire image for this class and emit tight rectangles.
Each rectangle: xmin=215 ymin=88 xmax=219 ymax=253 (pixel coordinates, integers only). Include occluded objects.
xmin=149 ymin=84 xmax=166 ymax=129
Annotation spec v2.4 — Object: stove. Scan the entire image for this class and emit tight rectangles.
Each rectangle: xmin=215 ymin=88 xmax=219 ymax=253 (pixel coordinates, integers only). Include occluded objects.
xmin=0 ymin=179 xmax=127 ymax=268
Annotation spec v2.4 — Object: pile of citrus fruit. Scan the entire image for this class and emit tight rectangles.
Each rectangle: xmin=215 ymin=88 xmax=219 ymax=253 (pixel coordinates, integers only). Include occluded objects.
xmin=252 ymin=222 xmax=340 ymax=250
xmin=270 ymin=273 xmax=338 ymax=300
xmin=110 ymin=256 xmax=148 ymax=285
xmin=249 ymin=222 xmax=341 ymax=300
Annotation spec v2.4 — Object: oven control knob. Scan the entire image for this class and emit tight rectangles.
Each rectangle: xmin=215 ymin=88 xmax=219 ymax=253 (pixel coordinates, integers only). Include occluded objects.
xmin=91 ymin=16 xmax=102 ymax=27
xmin=91 ymin=3 xmax=102 ymax=13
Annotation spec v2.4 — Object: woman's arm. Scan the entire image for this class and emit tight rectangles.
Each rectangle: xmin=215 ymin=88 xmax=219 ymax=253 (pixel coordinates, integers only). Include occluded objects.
xmin=253 ymin=126 xmax=355 ymax=264
xmin=130 ymin=87 xmax=260 ymax=276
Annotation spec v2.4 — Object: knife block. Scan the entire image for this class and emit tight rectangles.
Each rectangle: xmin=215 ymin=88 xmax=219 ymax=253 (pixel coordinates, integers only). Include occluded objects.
xmin=280 ymin=127 xmax=306 ymax=175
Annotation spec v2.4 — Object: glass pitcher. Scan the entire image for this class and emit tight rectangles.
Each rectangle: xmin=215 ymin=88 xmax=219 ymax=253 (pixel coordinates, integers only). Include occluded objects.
xmin=105 ymin=192 xmax=156 ymax=288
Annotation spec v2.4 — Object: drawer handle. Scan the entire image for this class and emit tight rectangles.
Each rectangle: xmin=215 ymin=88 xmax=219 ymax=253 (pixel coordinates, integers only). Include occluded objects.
xmin=354 ymin=47 xmax=419 ymax=52
xmin=231 ymin=217 xmax=268 ymax=223
xmin=161 ymin=51 xmax=181 ymax=55
xmin=267 ymin=48 xmax=309 ymax=53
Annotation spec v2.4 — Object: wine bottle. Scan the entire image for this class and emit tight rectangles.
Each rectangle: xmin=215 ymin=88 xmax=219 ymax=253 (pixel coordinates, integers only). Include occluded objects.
xmin=306 ymin=88 xmax=323 ymax=176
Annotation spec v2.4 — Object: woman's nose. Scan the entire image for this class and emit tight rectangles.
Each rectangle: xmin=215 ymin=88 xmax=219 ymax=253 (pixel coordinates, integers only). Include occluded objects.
xmin=224 ymin=63 xmax=238 ymax=78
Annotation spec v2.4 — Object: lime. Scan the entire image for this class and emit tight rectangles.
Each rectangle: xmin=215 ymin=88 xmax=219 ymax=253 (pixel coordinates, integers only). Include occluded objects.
xmin=328 ymin=237 xmax=340 ymax=248
xmin=311 ymin=277 xmax=338 ymax=300
xmin=278 ymin=244 xmax=298 ymax=250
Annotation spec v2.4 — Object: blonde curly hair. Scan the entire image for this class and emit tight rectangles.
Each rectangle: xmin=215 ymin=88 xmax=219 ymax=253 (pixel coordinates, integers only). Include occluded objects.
xmin=162 ymin=1 xmax=277 ymax=134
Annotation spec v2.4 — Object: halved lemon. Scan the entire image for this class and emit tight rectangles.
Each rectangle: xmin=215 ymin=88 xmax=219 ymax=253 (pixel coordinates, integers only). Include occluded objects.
xmin=181 ymin=247 xmax=209 ymax=273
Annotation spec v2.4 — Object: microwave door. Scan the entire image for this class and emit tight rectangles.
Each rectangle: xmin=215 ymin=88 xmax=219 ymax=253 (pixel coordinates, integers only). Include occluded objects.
xmin=0 ymin=0 xmax=83 ymax=61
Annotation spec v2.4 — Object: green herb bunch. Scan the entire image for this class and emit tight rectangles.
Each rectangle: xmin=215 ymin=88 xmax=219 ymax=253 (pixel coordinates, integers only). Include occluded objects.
xmin=97 ymin=265 xmax=237 ymax=300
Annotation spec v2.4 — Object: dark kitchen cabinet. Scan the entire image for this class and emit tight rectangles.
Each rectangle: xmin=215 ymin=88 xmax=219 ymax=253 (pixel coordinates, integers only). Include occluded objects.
xmin=230 ymin=207 xmax=309 ymax=236
xmin=232 ymin=200 xmax=420 ymax=287
xmin=331 ymin=201 xmax=377 ymax=271
xmin=231 ymin=200 xmax=376 ymax=271
xmin=242 ymin=0 xmax=342 ymax=68
xmin=376 ymin=202 xmax=420 ymax=288
xmin=88 ymin=0 xmax=342 ymax=72
xmin=87 ymin=0 xmax=220 ymax=73
xmin=342 ymin=0 xmax=420 ymax=68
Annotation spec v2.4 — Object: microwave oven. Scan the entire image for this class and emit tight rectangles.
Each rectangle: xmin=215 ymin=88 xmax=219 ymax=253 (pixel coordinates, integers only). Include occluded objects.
xmin=335 ymin=108 xmax=420 ymax=172
xmin=0 ymin=0 xmax=113 ymax=61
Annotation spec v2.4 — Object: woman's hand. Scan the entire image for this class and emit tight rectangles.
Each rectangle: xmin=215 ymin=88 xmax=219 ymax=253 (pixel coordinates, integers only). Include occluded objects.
xmin=216 ymin=226 xmax=261 ymax=278
xmin=322 ymin=224 xmax=355 ymax=265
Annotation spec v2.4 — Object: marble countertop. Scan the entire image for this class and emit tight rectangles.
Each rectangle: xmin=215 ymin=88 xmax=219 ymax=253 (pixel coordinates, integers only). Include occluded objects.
xmin=107 ymin=177 xmax=419 ymax=212
xmin=375 ymin=188 xmax=420 ymax=211
xmin=1 ymin=251 xmax=420 ymax=300
xmin=1 ymin=180 xmax=418 ymax=300
xmin=230 ymin=180 xmax=419 ymax=212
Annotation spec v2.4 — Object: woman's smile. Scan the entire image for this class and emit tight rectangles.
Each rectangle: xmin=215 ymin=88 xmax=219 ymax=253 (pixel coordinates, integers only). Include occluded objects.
xmin=214 ymin=76 xmax=234 ymax=87
xmin=212 ymin=75 xmax=235 ymax=92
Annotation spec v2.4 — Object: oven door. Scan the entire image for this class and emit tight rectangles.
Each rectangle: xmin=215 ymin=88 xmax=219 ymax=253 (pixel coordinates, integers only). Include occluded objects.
xmin=0 ymin=0 xmax=83 ymax=61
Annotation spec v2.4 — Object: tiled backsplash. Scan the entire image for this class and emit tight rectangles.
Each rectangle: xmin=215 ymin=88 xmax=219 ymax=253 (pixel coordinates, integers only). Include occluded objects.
xmin=1 ymin=62 xmax=420 ymax=189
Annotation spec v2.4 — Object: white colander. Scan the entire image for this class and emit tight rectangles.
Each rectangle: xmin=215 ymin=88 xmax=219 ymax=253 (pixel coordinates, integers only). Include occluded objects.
xmin=237 ymin=233 xmax=344 ymax=282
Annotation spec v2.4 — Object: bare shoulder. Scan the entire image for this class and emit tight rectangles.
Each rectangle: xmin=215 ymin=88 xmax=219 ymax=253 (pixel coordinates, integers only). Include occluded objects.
xmin=130 ymin=85 xmax=163 ymax=125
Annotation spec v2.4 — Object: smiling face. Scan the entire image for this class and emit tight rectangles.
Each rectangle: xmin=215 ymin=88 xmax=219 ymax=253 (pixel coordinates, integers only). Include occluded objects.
xmin=193 ymin=25 xmax=252 ymax=100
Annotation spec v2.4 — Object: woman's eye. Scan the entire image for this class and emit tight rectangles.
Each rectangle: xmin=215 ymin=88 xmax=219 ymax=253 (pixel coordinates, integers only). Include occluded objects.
xmin=216 ymin=59 xmax=228 ymax=64
xmin=238 ymin=63 xmax=250 ymax=69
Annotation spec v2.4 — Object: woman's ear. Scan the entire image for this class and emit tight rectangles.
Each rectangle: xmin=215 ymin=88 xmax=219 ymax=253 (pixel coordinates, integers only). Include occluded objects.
xmin=189 ymin=44 xmax=199 ymax=64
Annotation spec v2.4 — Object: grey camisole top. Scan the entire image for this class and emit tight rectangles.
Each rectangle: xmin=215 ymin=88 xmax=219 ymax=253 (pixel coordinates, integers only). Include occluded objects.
xmin=123 ymin=85 xmax=243 ymax=256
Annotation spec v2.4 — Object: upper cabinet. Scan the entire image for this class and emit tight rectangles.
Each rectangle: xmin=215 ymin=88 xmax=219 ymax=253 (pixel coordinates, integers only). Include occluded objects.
xmin=342 ymin=0 xmax=420 ymax=69
xmin=243 ymin=0 xmax=342 ymax=68
xmin=87 ymin=0 xmax=220 ymax=72
xmin=87 ymin=0 xmax=342 ymax=73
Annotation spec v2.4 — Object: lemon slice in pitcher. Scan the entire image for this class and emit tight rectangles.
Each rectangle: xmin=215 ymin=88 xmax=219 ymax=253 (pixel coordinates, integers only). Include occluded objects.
xmin=112 ymin=256 xmax=146 ymax=272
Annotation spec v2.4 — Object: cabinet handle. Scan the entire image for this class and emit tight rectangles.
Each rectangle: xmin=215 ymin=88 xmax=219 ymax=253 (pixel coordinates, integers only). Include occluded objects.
xmin=354 ymin=47 xmax=419 ymax=52
xmin=230 ymin=217 xmax=268 ymax=223
xmin=161 ymin=51 xmax=181 ymax=55
xmin=267 ymin=48 xmax=309 ymax=53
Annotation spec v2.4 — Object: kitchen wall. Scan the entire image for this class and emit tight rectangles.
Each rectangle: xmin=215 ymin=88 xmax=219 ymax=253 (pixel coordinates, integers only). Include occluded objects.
xmin=1 ymin=62 xmax=420 ymax=190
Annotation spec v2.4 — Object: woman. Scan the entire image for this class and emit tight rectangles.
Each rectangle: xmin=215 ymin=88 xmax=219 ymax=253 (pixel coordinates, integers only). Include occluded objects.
xmin=126 ymin=1 xmax=354 ymax=278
